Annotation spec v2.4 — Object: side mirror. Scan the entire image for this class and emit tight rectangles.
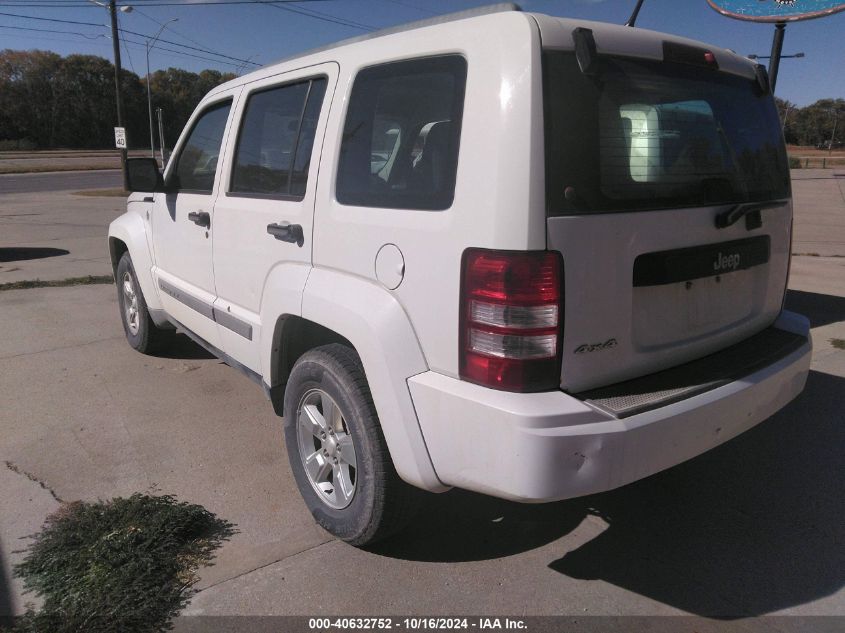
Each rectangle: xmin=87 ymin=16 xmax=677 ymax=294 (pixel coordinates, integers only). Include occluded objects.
xmin=126 ymin=157 xmax=165 ymax=193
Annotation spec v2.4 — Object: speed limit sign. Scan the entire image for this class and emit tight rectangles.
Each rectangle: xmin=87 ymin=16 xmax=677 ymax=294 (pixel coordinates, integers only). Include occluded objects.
xmin=114 ymin=127 xmax=127 ymax=149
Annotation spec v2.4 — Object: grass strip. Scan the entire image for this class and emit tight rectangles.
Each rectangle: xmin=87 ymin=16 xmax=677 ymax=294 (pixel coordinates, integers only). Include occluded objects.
xmin=0 ymin=275 xmax=114 ymax=291
xmin=12 ymin=494 xmax=236 ymax=633
xmin=0 ymin=164 xmax=118 ymax=175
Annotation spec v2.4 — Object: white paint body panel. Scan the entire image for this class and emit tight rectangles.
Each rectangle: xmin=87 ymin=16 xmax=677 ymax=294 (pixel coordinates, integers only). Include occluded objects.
xmin=211 ymin=63 xmax=339 ymax=372
xmin=409 ymin=312 xmax=811 ymax=502
xmin=302 ymin=268 xmax=444 ymax=491
xmin=108 ymin=196 xmax=160 ymax=312
xmin=149 ymin=94 xmax=240 ymax=349
xmin=548 ymin=205 xmax=791 ymax=392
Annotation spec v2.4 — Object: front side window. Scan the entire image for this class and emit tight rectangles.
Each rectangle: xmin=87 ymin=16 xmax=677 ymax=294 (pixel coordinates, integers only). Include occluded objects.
xmin=231 ymin=77 xmax=327 ymax=198
xmin=172 ymin=100 xmax=232 ymax=193
xmin=544 ymin=52 xmax=790 ymax=214
xmin=336 ymin=55 xmax=467 ymax=211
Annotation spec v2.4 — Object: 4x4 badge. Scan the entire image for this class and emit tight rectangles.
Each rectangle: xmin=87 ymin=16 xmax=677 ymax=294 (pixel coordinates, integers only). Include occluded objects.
xmin=574 ymin=339 xmax=618 ymax=354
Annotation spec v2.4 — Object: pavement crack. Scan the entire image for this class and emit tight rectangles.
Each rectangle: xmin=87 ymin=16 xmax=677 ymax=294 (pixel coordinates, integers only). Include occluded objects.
xmin=194 ymin=537 xmax=336 ymax=594
xmin=0 ymin=336 xmax=124 ymax=360
xmin=5 ymin=460 xmax=64 ymax=503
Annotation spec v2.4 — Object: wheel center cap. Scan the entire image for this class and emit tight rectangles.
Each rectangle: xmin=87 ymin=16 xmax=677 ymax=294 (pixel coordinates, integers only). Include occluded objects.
xmin=324 ymin=436 xmax=338 ymax=457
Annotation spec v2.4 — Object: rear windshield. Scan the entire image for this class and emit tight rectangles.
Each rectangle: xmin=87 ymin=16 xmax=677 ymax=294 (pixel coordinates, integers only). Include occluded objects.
xmin=543 ymin=51 xmax=790 ymax=215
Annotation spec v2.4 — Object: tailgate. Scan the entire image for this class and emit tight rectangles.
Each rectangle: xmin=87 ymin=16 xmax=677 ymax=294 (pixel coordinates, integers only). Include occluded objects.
xmin=548 ymin=205 xmax=791 ymax=392
xmin=541 ymin=43 xmax=791 ymax=392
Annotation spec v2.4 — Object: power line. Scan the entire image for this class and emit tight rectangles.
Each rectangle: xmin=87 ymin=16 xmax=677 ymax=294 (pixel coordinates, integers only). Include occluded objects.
xmin=0 ymin=21 xmax=244 ymax=68
xmin=0 ymin=23 xmax=104 ymax=38
xmin=118 ymin=19 xmax=137 ymax=74
xmin=120 ymin=26 xmax=260 ymax=65
xmin=0 ymin=11 xmax=259 ymax=65
xmin=0 ymin=10 xmax=104 ymax=26
xmin=133 ymin=5 xmax=232 ymax=63
xmin=263 ymin=2 xmax=375 ymax=30
xmin=121 ymin=35 xmax=243 ymax=67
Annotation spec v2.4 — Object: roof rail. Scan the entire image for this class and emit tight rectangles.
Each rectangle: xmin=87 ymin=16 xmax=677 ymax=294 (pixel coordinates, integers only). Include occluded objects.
xmin=259 ymin=3 xmax=522 ymax=71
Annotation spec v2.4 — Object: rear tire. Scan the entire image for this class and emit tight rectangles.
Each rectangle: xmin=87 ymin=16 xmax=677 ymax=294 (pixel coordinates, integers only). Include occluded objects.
xmin=116 ymin=252 xmax=171 ymax=354
xmin=283 ymin=344 xmax=418 ymax=546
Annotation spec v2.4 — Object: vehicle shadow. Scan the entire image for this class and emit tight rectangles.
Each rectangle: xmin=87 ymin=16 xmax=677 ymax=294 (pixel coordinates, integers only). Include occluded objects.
xmin=785 ymin=289 xmax=845 ymax=328
xmin=0 ymin=247 xmax=69 ymax=263
xmin=373 ymin=369 xmax=844 ymax=616
xmin=149 ymin=333 xmax=215 ymax=360
xmin=549 ymin=370 xmax=844 ymax=617
xmin=368 ymin=487 xmax=587 ymax=562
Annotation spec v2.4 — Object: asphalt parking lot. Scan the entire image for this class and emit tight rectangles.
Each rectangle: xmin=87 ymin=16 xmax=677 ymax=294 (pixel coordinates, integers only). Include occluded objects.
xmin=1 ymin=171 xmax=844 ymax=624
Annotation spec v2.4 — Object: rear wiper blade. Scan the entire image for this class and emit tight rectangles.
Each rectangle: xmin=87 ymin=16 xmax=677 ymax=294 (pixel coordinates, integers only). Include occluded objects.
xmin=715 ymin=200 xmax=788 ymax=230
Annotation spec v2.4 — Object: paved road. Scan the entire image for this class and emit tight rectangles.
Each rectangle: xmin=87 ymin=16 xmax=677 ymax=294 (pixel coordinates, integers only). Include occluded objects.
xmin=0 ymin=170 xmax=122 ymax=194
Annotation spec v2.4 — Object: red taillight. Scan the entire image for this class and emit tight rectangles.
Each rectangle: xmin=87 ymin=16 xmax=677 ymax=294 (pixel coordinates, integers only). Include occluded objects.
xmin=459 ymin=249 xmax=563 ymax=392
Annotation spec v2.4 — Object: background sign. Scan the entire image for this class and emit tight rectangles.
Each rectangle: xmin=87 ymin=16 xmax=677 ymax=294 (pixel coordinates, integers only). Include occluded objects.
xmin=707 ymin=0 xmax=845 ymax=22
xmin=114 ymin=127 xmax=126 ymax=149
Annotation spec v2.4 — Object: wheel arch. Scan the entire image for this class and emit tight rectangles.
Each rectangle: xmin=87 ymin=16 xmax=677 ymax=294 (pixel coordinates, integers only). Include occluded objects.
xmin=108 ymin=213 xmax=162 ymax=314
xmin=267 ymin=268 xmax=446 ymax=493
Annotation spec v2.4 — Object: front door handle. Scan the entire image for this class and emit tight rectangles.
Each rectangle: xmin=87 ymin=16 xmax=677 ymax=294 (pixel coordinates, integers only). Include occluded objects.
xmin=188 ymin=211 xmax=210 ymax=228
xmin=267 ymin=222 xmax=304 ymax=247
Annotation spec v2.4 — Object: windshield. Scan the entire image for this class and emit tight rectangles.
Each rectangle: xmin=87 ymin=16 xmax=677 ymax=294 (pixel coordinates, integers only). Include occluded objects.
xmin=543 ymin=51 xmax=790 ymax=215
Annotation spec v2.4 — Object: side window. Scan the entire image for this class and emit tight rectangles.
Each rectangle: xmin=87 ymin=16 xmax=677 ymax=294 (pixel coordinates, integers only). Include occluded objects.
xmin=172 ymin=100 xmax=232 ymax=194
xmin=231 ymin=77 xmax=327 ymax=198
xmin=336 ymin=56 xmax=467 ymax=211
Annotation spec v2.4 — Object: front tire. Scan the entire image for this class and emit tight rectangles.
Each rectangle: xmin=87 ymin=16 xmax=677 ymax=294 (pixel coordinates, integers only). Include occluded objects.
xmin=283 ymin=344 xmax=417 ymax=546
xmin=116 ymin=252 xmax=170 ymax=354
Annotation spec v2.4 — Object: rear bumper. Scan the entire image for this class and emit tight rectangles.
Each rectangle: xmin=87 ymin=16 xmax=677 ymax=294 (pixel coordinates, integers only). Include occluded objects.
xmin=408 ymin=311 xmax=811 ymax=502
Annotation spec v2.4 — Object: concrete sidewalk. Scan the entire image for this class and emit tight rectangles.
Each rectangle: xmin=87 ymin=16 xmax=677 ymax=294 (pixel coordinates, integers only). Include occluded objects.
xmin=0 ymin=190 xmax=124 ymax=284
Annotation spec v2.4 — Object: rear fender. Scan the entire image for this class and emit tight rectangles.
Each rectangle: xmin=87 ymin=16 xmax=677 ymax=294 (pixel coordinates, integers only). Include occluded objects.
xmin=302 ymin=268 xmax=446 ymax=492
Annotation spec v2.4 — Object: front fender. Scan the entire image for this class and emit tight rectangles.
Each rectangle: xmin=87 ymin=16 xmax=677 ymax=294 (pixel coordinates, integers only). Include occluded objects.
xmin=302 ymin=268 xmax=447 ymax=493
xmin=108 ymin=210 xmax=161 ymax=313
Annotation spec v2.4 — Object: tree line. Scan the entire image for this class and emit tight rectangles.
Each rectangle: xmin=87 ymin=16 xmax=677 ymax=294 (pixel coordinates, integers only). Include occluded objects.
xmin=1 ymin=49 xmax=842 ymax=152
xmin=775 ymin=97 xmax=843 ymax=149
xmin=0 ymin=49 xmax=236 ymax=151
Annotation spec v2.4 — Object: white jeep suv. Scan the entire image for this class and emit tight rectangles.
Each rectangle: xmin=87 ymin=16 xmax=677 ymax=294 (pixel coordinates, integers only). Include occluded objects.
xmin=108 ymin=5 xmax=812 ymax=545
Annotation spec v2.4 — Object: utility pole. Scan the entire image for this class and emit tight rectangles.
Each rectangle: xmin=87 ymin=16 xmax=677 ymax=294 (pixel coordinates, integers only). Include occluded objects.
xmin=108 ymin=0 xmax=128 ymax=188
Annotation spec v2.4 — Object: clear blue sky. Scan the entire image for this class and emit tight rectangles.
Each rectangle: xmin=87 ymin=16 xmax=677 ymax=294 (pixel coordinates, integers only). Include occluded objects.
xmin=0 ymin=0 xmax=842 ymax=106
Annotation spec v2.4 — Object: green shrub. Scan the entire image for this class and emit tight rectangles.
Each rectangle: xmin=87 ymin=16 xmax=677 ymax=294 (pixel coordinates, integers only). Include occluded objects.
xmin=13 ymin=494 xmax=235 ymax=633
xmin=0 ymin=139 xmax=37 ymax=151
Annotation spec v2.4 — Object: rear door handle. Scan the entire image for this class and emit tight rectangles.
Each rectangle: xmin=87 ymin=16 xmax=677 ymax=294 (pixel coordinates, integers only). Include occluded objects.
xmin=267 ymin=222 xmax=304 ymax=247
xmin=188 ymin=211 xmax=211 ymax=228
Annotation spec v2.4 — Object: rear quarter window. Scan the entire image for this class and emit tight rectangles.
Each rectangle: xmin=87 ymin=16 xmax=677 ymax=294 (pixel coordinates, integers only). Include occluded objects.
xmin=336 ymin=55 xmax=467 ymax=211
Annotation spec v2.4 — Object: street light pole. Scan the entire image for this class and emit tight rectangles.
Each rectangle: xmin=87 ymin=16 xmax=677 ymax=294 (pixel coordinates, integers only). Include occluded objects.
xmin=767 ymin=22 xmax=786 ymax=94
xmin=145 ymin=19 xmax=178 ymax=161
